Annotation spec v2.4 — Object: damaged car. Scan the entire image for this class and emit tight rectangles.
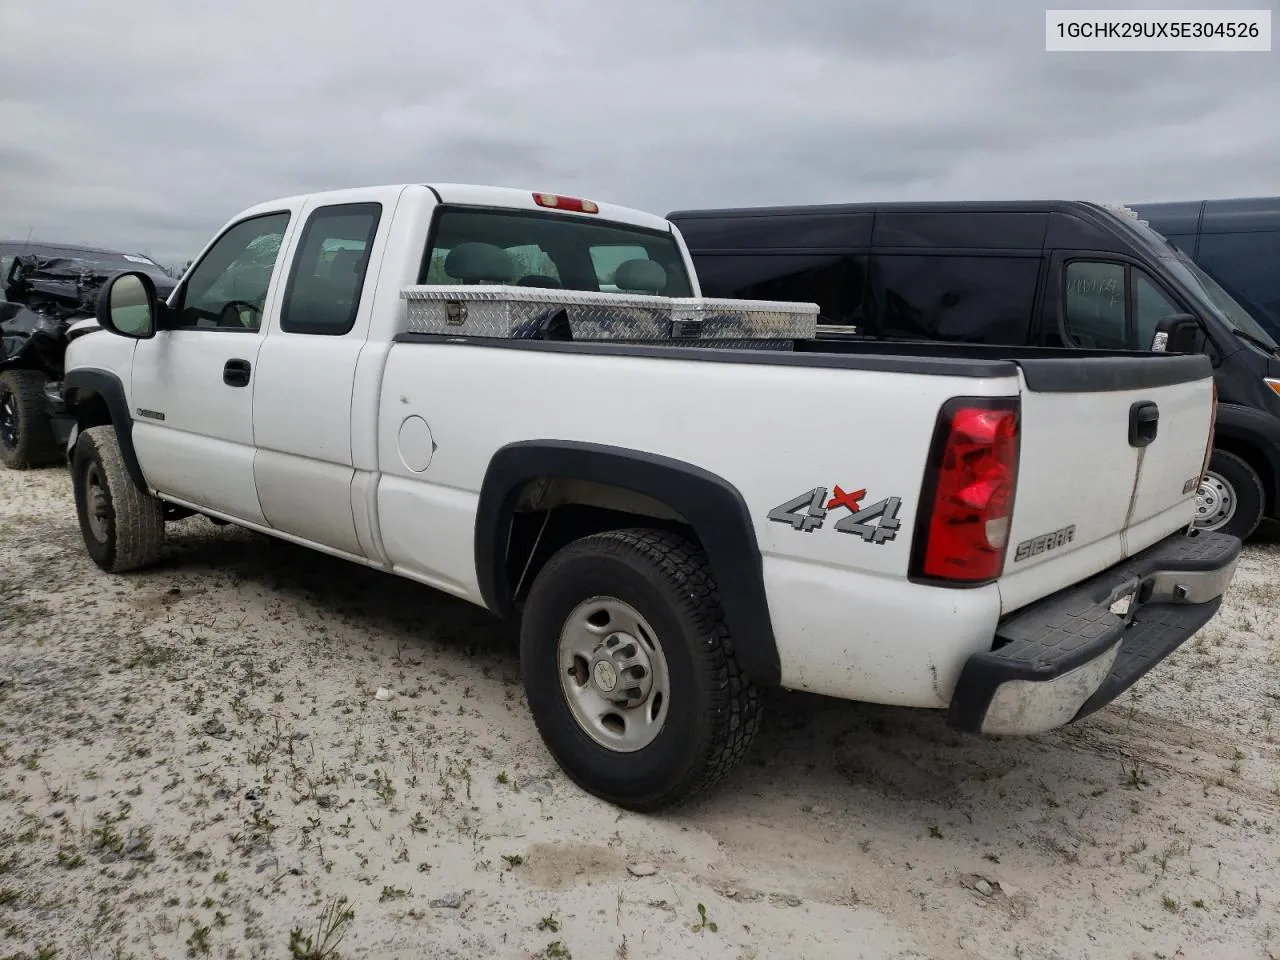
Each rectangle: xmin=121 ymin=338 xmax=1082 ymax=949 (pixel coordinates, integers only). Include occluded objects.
xmin=0 ymin=241 xmax=176 ymax=468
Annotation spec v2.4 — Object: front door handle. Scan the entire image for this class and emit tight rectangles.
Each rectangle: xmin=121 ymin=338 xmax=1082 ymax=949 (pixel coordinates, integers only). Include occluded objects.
xmin=1129 ymin=400 xmax=1159 ymax=447
xmin=223 ymin=359 xmax=251 ymax=387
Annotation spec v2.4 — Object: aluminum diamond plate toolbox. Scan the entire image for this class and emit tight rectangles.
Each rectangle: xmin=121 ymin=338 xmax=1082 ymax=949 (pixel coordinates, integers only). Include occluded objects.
xmin=402 ymin=286 xmax=670 ymax=339
xmin=399 ymin=285 xmax=818 ymax=342
xmin=669 ymin=297 xmax=817 ymax=341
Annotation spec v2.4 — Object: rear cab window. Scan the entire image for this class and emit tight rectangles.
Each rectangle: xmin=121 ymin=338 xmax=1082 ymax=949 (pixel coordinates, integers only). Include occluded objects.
xmin=421 ymin=208 xmax=694 ymax=297
xmin=280 ymin=202 xmax=382 ymax=335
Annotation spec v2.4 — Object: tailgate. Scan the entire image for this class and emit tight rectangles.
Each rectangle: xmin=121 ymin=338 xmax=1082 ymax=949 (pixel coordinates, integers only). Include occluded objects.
xmin=997 ymin=354 xmax=1214 ymax=614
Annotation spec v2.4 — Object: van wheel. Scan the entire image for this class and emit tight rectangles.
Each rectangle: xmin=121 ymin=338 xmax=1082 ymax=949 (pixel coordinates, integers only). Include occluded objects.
xmin=1194 ymin=449 xmax=1264 ymax=541
xmin=0 ymin=369 xmax=59 ymax=469
xmin=72 ymin=425 xmax=166 ymax=572
xmin=519 ymin=528 xmax=762 ymax=811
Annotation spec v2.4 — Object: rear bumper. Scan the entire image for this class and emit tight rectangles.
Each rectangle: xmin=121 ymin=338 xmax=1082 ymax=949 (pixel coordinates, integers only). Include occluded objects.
xmin=947 ymin=528 xmax=1241 ymax=735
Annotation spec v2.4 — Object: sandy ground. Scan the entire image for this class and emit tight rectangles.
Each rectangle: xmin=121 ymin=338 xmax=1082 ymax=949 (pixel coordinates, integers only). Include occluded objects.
xmin=2 ymin=465 xmax=1279 ymax=960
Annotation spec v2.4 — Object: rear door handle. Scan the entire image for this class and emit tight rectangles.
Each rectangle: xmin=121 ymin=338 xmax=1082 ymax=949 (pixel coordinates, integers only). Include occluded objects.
xmin=223 ymin=359 xmax=251 ymax=387
xmin=1129 ymin=400 xmax=1159 ymax=447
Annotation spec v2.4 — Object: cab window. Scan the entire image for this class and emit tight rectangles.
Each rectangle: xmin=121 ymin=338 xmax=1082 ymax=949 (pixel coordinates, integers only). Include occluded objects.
xmin=422 ymin=208 xmax=693 ymax=296
xmin=1063 ymin=260 xmax=1187 ymax=350
xmin=1064 ymin=261 xmax=1126 ymax=349
xmin=174 ymin=213 xmax=291 ymax=331
xmin=280 ymin=203 xmax=382 ymax=335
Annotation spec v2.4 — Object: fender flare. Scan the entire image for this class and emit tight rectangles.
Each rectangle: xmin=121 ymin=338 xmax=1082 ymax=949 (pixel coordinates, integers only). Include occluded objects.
xmin=62 ymin=368 xmax=148 ymax=492
xmin=474 ymin=439 xmax=781 ymax=687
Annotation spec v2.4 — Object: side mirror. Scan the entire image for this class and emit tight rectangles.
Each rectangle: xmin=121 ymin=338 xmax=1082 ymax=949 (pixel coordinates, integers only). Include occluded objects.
xmin=95 ymin=271 xmax=158 ymax=339
xmin=1150 ymin=313 xmax=1201 ymax=354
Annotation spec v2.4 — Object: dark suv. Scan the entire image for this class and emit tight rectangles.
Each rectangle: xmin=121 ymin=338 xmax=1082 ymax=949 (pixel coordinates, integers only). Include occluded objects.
xmin=1 ymin=241 xmax=176 ymax=469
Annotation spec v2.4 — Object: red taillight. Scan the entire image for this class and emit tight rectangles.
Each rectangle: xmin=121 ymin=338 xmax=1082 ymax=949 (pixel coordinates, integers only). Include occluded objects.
xmin=1200 ymin=381 xmax=1217 ymax=480
xmin=532 ymin=192 xmax=598 ymax=214
xmin=911 ymin=398 xmax=1021 ymax=584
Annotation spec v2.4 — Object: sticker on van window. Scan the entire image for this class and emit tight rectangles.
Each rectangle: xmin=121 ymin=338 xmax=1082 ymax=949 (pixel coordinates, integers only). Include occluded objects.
xmin=767 ymin=485 xmax=902 ymax=544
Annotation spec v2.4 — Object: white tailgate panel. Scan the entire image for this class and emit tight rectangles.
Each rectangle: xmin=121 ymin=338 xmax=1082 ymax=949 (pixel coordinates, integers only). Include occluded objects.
xmin=1126 ymin=377 xmax=1209 ymax=548
xmin=997 ymin=379 xmax=1139 ymax=613
xmin=998 ymin=372 xmax=1210 ymax=615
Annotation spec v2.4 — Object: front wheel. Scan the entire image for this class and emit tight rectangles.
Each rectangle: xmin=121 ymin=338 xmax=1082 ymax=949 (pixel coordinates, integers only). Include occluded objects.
xmin=71 ymin=425 xmax=166 ymax=572
xmin=1193 ymin=449 xmax=1265 ymax=541
xmin=519 ymin=528 xmax=762 ymax=812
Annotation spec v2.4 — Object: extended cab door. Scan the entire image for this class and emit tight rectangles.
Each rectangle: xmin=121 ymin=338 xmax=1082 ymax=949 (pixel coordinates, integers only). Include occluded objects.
xmin=130 ymin=210 xmax=296 ymax=523
xmin=249 ymin=197 xmax=388 ymax=559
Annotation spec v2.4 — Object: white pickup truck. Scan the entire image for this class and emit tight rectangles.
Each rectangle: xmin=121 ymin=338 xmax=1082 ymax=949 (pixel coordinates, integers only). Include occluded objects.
xmin=58 ymin=182 xmax=1240 ymax=811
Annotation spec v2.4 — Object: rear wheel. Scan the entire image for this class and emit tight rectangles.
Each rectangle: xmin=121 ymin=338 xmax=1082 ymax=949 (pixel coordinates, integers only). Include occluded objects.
xmin=1194 ymin=449 xmax=1265 ymax=541
xmin=519 ymin=527 xmax=762 ymax=811
xmin=71 ymin=425 xmax=166 ymax=572
xmin=0 ymin=369 xmax=60 ymax=469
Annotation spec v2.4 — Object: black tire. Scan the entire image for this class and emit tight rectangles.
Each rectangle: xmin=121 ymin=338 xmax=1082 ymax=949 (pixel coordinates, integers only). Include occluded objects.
xmin=0 ymin=369 xmax=60 ymax=469
xmin=71 ymin=424 xmax=165 ymax=573
xmin=1195 ymin=448 xmax=1265 ymax=541
xmin=519 ymin=527 xmax=762 ymax=811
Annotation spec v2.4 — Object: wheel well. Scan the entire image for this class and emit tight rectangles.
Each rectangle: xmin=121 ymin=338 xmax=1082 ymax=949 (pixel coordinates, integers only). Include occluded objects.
xmin=1212 ymin=437 xmax=1275 ymax=515
xmin=504 ymin=477 xmax=699 ymax=605
xmin=476 ymin=440 xmax=782 ymax=687
xmin=73 ymin=389 xmax=112 ymax=432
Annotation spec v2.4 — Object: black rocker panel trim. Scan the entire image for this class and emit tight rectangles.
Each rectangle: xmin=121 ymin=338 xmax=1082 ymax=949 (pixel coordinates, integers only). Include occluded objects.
xmin=475 ymin=439 xmax=781 ymax=686
xmin=62 ymin=368 xmax=148 ymax=492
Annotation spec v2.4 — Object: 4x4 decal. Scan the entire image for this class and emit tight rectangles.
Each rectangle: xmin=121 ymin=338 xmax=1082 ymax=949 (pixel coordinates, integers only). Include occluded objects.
xmin=767 ymin=485 xmax=903 ymax=544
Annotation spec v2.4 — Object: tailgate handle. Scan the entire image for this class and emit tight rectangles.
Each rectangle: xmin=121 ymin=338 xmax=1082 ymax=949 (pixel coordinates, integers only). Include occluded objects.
xmin=1128 ymin=401 xmax=1159 ymax=447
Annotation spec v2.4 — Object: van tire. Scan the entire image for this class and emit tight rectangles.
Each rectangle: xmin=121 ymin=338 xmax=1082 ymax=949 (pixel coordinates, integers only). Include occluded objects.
xmin=1195 ymin=449 xmax=1264 ymax=541
xmin=71 ymin=424 xmax=166 ymax=573
xmin=0 ymin=369 xmax=59 ymax=470
xmin=519 ymin=527 xmax=762 ymax=811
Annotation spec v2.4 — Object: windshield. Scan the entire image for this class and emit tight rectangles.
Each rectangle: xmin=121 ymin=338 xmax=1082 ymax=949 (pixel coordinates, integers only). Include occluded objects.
xmin=1161 ymin=251 xmax=1278 ymax=350
xmin=421 ymin=208 xmax=693 ymax=297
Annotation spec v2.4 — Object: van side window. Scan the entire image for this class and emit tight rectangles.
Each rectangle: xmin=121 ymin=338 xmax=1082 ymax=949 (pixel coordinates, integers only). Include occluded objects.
xmin=1133 ymin=271 xmax=1181 ymax=350
xmin=280 ymin=203 xmax=382 ymax=335
xmin=688 ymin=254 xmax=868 ymax=326
xmin=869 ymin=255 xmax=1039 ymax=344
xmin=1064 ymin=261 xmax=1126 ymax=349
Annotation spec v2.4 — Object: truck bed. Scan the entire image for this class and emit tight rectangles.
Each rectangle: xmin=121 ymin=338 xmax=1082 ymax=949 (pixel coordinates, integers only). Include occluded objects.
xmin=384 ymin=320 xmax=1213 ymax=706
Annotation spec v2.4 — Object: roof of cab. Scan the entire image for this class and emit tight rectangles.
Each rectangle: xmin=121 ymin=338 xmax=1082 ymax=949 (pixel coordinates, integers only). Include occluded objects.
xmin=234 ymin=183 xmax=674 ymax=234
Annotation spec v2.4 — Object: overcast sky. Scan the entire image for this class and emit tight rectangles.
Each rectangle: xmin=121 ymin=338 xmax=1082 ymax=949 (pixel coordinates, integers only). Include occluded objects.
xmin=2 ymin=0 xmax=1277 ymax=266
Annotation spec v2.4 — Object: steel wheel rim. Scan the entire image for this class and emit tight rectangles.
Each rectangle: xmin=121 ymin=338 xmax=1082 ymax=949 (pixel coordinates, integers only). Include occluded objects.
xmin=0 ymin=389 xmax=17 ymax=450
xmin=85 ymin=462 xmax=111 ymax=542
xmin=557 ymin=596 xmax=671 ymax=753
xmin=1194 ymin=471 xmax=1236 ymax=531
